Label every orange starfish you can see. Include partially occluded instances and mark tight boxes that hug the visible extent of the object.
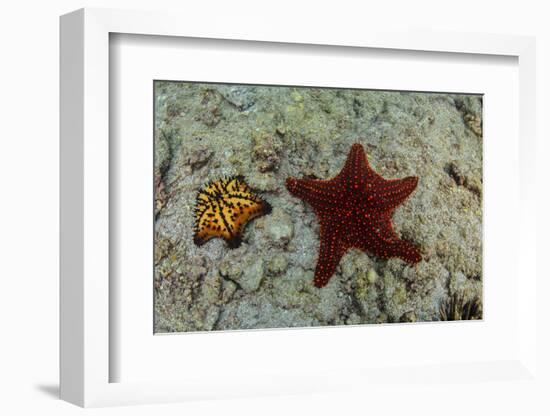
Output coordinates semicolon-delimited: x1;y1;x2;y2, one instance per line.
194;176;271;248
286;143;421;287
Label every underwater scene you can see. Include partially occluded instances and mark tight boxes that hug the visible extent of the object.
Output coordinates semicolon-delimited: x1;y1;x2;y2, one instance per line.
154;81;483;333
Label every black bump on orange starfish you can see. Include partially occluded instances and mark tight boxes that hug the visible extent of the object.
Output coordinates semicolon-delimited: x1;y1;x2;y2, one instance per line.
193;176;271;249
286;143;421;288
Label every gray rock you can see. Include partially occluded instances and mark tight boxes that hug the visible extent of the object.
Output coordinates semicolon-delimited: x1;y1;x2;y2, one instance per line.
247;172;279;192
203;306;220;330
217;297;319;330
202;270;222;304
263;207;294;247
236;258;265;293
267;254;289;275
215;85;256;111
252;133;283;173
181;144;213;171
366;268;378;284
154;130;173;174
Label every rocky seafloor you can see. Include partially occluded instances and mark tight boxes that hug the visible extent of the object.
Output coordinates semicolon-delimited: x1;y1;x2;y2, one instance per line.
153;81;483;333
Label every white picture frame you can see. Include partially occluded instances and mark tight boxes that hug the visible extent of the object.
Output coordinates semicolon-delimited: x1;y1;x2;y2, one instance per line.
60;7;537;408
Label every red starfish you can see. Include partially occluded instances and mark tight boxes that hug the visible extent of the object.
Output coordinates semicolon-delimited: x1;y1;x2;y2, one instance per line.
286;143;421;288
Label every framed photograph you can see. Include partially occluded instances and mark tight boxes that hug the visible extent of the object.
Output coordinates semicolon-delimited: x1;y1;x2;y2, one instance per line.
60;8;538;407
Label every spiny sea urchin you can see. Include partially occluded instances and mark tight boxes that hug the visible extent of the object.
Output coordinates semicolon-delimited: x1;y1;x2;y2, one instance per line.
439;293;482;321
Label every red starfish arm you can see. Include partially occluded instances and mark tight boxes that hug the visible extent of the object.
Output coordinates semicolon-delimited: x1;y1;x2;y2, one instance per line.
336;143;384;186
366;176;418;211
356;217;421;264
285;177;342;208
378;236;421;264
313;224;346;288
